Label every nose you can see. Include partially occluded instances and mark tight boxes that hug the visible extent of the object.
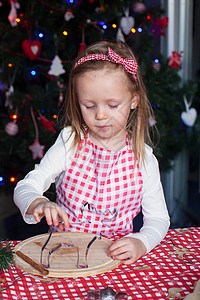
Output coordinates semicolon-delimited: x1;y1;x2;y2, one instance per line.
95;105;108;120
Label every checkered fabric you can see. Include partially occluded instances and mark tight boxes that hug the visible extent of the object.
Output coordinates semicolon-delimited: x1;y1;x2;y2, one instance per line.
1;228;200;299
56;134;143;237
74;47;138;83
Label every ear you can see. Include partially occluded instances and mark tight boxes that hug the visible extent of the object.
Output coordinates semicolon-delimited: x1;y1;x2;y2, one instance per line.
131;93;139;109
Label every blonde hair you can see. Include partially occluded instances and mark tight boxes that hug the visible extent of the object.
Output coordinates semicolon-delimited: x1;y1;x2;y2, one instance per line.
64;40;154;164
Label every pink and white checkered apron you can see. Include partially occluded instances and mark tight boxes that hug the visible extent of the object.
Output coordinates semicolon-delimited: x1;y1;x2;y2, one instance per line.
56;133;143;238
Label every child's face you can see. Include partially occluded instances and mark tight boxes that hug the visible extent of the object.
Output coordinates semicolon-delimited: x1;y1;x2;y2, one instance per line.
76;68;138;149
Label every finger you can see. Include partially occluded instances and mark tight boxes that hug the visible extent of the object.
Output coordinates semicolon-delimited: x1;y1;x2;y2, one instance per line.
33;210;41;223
58;212;70;229
43;206;55;226
108;239;127;253
109;243;127;257
111;249;129;260
121;257;135;265
50;207;61;227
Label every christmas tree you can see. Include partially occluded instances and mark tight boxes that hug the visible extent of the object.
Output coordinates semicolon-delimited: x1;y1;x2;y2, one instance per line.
0;0;199;195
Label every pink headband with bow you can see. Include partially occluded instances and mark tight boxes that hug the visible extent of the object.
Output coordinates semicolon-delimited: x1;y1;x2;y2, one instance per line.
74;47;138;83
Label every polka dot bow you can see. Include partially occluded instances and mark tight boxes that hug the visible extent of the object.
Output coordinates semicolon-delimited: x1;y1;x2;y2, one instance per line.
74;47;138;83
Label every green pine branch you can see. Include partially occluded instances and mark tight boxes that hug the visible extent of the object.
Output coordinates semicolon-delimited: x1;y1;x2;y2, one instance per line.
0;240;14;271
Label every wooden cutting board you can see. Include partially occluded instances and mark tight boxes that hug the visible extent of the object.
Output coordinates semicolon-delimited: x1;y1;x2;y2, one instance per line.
14;232;121;278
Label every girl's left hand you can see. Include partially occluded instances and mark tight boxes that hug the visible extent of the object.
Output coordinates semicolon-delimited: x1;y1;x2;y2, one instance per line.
108;237;147;264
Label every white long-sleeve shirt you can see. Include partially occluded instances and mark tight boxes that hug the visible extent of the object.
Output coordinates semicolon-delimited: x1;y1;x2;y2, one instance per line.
14;126;170;253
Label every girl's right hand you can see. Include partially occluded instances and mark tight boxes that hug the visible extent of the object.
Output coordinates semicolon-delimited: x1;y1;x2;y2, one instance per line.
32;199;70;230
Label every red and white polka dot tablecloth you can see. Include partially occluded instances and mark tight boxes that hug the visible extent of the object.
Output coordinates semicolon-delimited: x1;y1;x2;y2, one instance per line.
0;227;200;299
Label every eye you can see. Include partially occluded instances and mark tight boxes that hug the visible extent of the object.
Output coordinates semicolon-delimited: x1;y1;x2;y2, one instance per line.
109;104;118;109
85;105;95;109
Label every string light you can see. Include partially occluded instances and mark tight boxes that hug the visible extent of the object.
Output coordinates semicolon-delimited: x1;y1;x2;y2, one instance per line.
112;24;117;28
138;27;142;32
102;24;107;29
8;63;13;67
154;58;159;63
0;176;4;185
131;28;136;33
63;31;68;36
15;18;21;23
53;114;57;119
10;177;16;183
31;70;36;76
11;114;18;120
39;33;44;38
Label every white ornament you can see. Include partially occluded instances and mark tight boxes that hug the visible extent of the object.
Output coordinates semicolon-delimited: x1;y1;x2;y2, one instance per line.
29;139;45;160
148;115;157;127
5;85;14;109
8;1;20;27
5;121;18;136
181;108;197;127
181;95;197;127
153;62;161;71
48;55;65;77
64;9;74;21
134;3;146;13
120;8;135;35
116;28;125;42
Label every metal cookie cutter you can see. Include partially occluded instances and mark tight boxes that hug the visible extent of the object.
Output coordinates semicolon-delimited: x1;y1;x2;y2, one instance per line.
40;225;102;269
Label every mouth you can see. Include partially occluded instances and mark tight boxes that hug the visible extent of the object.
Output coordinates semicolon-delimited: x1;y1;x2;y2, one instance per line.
96;125;111;131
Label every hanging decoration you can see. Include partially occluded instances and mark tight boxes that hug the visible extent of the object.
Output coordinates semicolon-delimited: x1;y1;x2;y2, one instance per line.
38;113;56;134
153;16;168;36
22;40;42;60
5;67;17;109
181;95;197;127
134;2;146;14
116;28;125;42
28;107;45;160
120;8;135;35
8;0;20;27
152;60;161;71
5;120;18;136
148;115;157;127
48;55;65;76
78;29;86;53
29;139;45;160
64;9;74;21
168;50;183;68
57;79;64;107
5;85;14;109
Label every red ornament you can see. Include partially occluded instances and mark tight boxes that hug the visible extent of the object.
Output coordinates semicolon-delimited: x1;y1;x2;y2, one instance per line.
78;42;86;54
168;51;183;68
153;16;168;36
39;116;56;134
22;40;42;60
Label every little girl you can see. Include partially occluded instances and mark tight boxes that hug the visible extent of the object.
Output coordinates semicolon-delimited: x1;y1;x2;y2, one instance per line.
14;40;170;264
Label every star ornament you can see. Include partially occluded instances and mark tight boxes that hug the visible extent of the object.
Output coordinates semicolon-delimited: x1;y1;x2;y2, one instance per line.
87;286;128;299
29;139;45;160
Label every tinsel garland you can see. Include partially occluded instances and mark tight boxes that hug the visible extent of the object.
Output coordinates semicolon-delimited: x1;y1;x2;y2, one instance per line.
0;240;14;271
